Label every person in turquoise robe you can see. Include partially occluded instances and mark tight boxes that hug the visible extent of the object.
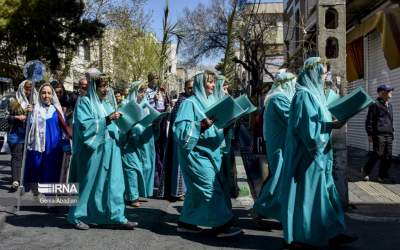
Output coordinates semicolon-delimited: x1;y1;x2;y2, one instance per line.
121;80;156;208
280;57;357;247
253;71;296;221
68;74;137;230
173;71;241;237
213;76;237;208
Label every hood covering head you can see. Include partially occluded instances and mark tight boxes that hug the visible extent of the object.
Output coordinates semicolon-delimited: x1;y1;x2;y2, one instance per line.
16;80;38;109
124;80;143;104
27;83;64;153
193;72;215;110
213;75;226;101
86;73;117;119
264;70;297;110
297;57;327;106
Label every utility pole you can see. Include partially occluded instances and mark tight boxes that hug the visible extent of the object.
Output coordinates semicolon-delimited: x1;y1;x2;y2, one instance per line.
317;0;349;209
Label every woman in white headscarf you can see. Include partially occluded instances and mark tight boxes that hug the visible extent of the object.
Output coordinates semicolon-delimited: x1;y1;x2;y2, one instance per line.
23;83;71;191
7;80;36;191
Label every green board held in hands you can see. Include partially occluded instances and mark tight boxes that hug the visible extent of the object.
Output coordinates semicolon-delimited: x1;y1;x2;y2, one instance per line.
139;102;169;127
234;95;258;118
114;100;144;133
328;86;375;122
205;95;246;129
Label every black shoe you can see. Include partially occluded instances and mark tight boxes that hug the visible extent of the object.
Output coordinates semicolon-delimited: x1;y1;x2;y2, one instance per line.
73;221;90;230
216;226;242;238
177;221;202;233
329;233;358;246
119;221;138;230
377;177;396;184
284;242;318;250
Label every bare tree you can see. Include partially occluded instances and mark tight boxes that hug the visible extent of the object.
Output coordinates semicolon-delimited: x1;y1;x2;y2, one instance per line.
180;0;284;89
179;0;231;65
233;1;284;87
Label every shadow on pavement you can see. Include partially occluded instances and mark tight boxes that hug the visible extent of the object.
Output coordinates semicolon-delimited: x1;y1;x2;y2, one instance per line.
348;147;400;183
347;203;400;218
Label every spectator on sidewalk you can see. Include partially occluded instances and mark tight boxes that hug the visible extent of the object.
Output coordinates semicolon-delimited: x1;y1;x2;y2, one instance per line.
115;90;124;107
69;77;89;111
7;80;36;192
362;84;395;183
52;81;74;124
158;79;193;201
145;73;169;188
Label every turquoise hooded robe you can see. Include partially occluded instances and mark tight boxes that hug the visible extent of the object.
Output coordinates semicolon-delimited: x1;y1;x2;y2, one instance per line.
213;76;235;208
121;81;156;201
68;76;127;225
281;57;345;246
173;72;233;227
254;71;296;220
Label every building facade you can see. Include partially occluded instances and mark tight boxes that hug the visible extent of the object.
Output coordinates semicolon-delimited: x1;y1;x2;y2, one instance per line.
346;0;400;156
236;2;285;89
284;0;400;156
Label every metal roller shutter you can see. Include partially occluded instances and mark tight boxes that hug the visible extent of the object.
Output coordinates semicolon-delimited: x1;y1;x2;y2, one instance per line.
347;79;369;151
366;31;400;156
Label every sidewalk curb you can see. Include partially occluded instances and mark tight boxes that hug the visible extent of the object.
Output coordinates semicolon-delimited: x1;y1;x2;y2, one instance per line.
346;212;400;223
235;156;255;208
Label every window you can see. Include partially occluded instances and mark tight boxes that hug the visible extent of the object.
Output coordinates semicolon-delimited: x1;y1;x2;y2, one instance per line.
326;37;339;58
325;8;338;29
83;42;90;61
295;10;300;48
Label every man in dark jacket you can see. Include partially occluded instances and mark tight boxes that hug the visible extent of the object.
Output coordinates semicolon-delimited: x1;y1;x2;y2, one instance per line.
363;84;395;183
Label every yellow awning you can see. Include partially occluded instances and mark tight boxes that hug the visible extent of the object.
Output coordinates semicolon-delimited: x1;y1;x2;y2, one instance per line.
347;7;400;73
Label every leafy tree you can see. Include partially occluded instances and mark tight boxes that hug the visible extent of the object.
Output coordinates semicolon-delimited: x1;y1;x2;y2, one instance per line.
113;30;160;88
0;0;20;29
0;0;104;82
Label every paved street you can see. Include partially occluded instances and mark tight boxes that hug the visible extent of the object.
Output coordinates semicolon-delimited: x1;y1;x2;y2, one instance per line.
1;152;400;250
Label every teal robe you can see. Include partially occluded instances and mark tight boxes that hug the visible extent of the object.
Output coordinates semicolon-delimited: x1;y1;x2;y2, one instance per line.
281;88;345;245
254;94;291;220
121;104;156;201
68;97;127;225
173;97;233;227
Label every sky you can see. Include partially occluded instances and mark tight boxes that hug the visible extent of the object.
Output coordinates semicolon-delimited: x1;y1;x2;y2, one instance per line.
144;0;283;66
144;0;210;41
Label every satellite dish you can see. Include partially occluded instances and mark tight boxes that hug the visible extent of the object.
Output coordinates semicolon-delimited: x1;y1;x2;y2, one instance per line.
23;60;46;82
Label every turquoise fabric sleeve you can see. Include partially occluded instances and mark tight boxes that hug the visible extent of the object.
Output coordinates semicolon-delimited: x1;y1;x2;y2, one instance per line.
173;100;202;151
75;97;106;150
